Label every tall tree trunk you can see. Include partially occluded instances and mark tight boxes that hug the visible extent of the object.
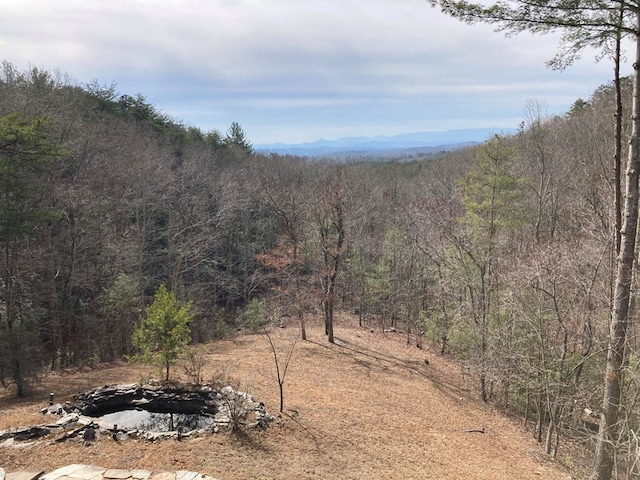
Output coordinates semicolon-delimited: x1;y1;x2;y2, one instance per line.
592;14;640;479
613;8;623;256
4;242;27;397
294;239;307;341
318;198;344;345
326;291;335;344
43;225;60;370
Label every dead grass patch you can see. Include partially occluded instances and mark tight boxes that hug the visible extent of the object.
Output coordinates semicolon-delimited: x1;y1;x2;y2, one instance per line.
0;314;578;479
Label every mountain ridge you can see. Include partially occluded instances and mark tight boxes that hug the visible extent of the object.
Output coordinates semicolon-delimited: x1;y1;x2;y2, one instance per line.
255;127;516;157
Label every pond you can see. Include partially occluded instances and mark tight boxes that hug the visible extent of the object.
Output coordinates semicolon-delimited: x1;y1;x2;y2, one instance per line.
97;408;216;432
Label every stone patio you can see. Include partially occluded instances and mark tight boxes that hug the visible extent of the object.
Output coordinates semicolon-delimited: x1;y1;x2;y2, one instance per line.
0;465;217;480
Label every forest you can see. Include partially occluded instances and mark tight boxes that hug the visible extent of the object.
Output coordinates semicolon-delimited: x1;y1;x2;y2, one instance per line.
0;61;637;475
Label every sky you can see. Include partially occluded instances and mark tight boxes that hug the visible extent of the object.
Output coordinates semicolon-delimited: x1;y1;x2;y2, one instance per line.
0;0;630;145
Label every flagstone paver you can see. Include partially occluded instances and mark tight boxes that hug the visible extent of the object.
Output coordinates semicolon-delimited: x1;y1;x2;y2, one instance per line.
129;472;151;480
147;473;175;480
41;465;88;480
103;471;133;480
6;473;45;480
67;465;107;480
175;473;199;480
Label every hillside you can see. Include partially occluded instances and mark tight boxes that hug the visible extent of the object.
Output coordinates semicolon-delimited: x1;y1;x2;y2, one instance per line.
0;315;578;479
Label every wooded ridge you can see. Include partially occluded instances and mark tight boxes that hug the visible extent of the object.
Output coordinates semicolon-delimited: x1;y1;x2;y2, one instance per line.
0;61;637;477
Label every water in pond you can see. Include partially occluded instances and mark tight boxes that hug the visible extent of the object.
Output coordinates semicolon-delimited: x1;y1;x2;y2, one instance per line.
97;409;215;432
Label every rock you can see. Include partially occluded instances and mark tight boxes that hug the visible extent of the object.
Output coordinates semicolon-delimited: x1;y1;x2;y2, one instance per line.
41;403;65;415
103;469;132;479
69;466;107;479
11;442;35;449
56;413;79;427
148;473;175;480
113;431;130;442
41;464;100;480
73;384;221;416
54;422;101;443
175;472;200;480
142;431;176;441
6;472;43;480
1;426;50;441
83;426;97;442
0;438;14;448
130;470;152;480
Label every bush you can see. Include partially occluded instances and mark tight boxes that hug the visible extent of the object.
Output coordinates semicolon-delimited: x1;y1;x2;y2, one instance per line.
180;345;207;384
238;298;268;331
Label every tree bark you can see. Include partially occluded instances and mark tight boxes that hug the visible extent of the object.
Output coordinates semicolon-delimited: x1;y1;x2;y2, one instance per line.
592;13;640;479
318;190;345;345
613;3;624;256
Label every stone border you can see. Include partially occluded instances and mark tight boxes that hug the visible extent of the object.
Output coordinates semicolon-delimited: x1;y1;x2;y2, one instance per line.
72;384;220;417
3;465;218;480
1;384;271;444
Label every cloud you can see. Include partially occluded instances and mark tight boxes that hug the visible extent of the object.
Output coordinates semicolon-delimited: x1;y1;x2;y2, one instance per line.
0;0;626;143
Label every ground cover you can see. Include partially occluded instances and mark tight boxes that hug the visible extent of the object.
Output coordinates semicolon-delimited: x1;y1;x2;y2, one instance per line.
0;314;580;479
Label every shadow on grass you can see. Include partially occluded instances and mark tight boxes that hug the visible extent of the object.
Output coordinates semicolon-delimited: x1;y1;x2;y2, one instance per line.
279;410;324;452
228;428;273;453
307;335;473;403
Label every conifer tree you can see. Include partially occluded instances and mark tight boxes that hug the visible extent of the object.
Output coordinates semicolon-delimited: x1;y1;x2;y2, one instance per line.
131;284;193;382
456;135;527;401
0;112;64;396
225;121;253;154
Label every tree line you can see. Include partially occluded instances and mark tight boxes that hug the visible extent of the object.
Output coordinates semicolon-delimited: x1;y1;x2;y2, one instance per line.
0;61;637;476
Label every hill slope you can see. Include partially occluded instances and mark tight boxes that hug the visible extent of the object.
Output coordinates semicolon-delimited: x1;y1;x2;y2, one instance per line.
0;315;575;479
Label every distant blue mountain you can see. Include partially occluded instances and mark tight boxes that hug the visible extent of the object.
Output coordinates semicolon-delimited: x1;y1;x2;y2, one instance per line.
255;128;516;157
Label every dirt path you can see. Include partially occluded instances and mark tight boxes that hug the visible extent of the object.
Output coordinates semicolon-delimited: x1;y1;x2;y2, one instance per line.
0;315;577;479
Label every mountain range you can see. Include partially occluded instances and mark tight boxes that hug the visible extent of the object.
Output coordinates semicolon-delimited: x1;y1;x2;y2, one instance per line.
255;127;516;158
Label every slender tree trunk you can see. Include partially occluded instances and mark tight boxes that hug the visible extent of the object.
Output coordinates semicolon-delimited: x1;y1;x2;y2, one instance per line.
325;289;335;344
592;15;640;479
13;356;24;398
43;226;60;370
293;240;306;341
536;395;546;444
318;199;344;345
298;309;306;341
614;15;623;257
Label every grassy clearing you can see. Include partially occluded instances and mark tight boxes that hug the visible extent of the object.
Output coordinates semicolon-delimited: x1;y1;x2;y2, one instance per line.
0;314;576;479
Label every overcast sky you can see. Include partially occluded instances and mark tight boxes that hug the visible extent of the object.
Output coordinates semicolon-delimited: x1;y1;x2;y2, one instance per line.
1;0;628;144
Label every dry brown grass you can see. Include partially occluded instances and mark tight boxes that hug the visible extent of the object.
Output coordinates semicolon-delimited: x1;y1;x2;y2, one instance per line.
0;314;577;479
